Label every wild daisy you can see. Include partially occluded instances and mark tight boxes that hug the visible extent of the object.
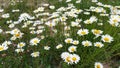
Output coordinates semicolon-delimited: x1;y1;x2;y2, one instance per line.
56;44;63;49
68;46;77;52
101;34;113;43
72;40;79;45
17;42;26;48
30;38;40;45
31;52;40;57
71;54;80;64
45;20;56;27
71;21;79;27
15;48;24;53
94;42;104;48
92;29;103;36
65;38;73;44
77;29;89;36
82;40;92;47
61;52;72;64
95;62;103;68
0;45;8;51
44;46;50;50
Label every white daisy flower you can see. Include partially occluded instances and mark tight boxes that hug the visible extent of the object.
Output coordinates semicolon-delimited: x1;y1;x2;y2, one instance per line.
30;38;40;45
68;46;77;52
17;42;26;48
82;40;92;47
0;45;8;51
56;44;63;49
65;38;73;44
15;48;24;53
92;29;103;36
31;52;40;57
95;62;103;68
77;29;89;36
71;54;80;64
101;34;113;43
94;42;104;48
72;40;79;45
44;46;50;50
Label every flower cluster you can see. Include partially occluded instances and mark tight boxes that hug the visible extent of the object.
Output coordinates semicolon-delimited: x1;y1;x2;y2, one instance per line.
0;0;119;67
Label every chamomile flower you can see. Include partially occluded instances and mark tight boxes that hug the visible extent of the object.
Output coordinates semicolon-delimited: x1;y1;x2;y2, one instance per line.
71;21;79;27
61;52;80;64
10;28;20;35
71;54;80;64
17;42;26;48
84;16;97;24
60;16;68;21
66;0;72;2
94;42;104;48
13;32;24;38
56;44;63;49
0;45;8;51
2;41;11;46
77;29;89;36
101;34;113;43
109;15;120;26
61;52;72;64
45;20;56;27
76;0;81;3
61;52;70;59
15;48;24;53
68;46;77;52
65;38;73;44
95;62;103;68
82;40;92;47
72;40;79;45
30;38;40;45
92;0;98;3
31;52;40;57
44;46;50;50
49;5;55;9
92;29;103;36
1;13;10;18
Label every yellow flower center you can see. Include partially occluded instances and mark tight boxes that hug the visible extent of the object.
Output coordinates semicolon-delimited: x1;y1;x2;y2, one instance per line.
96;44;101;47
104;37;109;42
85;42;89;46
62;17;65;21
113;19;118;23
81;31;86;35
96;64;100;68
71;48;75;52
34;40;38;44
73;41;77;45
94;30;100;34
0;46;4;51
19;44;24;47
49;23;53;27
67;40;71;43
15;33;20;37
66;57;71;62
87;20;91;24
72;57;77;62
95;9;99;12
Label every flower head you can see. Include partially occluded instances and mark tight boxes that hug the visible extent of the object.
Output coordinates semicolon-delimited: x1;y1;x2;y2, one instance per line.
77;29;89;36
101;34;113;43
82;40;92;47
31;52;40;57
95;62;103;68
